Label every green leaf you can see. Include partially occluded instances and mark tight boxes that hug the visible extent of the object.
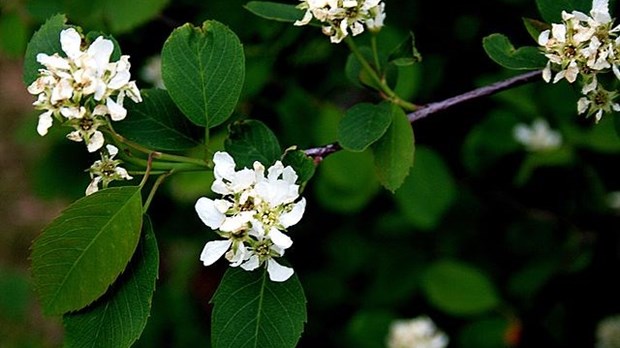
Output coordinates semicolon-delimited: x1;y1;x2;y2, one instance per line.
224;119;281;169
536;0;591;23
388;32;422;67
482;33;547;70
282;149;316;184
422;260;501;316
116;89;202;151
393;146;456;230
338;102;393;152
64;215;159;347
31;186;143;315
372;104;415;192
244;1;305;23
161;20;245;128
23;14;68;85
211;267;307;348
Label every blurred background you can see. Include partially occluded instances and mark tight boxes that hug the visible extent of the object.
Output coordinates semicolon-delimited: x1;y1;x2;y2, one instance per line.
2;0;620;347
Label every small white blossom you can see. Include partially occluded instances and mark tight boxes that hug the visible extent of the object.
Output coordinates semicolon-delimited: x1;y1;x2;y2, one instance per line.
294;0;386;43
140;55;165;89
513;119;562;152
538;0;620;121
596;314;620;348
195;151;306;282
386;316;449;348
86;144;133;195
26;27;142;151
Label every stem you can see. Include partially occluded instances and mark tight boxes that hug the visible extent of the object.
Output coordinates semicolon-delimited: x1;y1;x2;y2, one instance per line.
370;34;381;73
105;127;210;167
345;37;418;111
304;70;543;161
121;154;206;172
143;171;173;213
408;70;542;122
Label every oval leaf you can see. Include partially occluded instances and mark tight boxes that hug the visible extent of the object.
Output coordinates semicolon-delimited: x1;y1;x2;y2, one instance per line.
393;146;456;230
64;215;159;347
339;102;393;152
372;104;415;192
162;20;245;128
31;186;143;315
282;149;316;184
23;14;67;85
117;88;202;151
224;119;281;169
211;267;307;348
244;1;306;23
483;33;547;70
422;260;501;316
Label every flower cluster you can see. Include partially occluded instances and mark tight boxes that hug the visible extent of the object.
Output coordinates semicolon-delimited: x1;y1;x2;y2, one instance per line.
27;27;142;152
386;316;449;348
195;152;306;282
85;145;133;196
294;0;386;43
538;0;620;122
513;118;562;152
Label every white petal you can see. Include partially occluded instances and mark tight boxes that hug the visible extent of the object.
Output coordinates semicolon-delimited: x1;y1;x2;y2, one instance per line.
60;28;83;59
538;30;550;46
591;0;611;24
195;197;226;229
213;151;237;180
280;198;306;228
115;167;133;180
106;144;119;157
267;259;294;282
36;53;71;70
66;130;83;142
87;131;105;152
542;62;552;83
578;97;590;114
85;176;102;196
87;36;114;74
200;240;232;266
241;255;260;271
107;97;127;121
37;111;54;136
268;228;293;249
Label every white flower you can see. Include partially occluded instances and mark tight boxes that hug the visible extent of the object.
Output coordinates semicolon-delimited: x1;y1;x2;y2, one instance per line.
85;144;132;195
195;151;306;282
26;27;142;151
513;119;562;152
141;55;166;89
386;316;449;348
596;314;620;348
577;84;620;122
294;0;386;43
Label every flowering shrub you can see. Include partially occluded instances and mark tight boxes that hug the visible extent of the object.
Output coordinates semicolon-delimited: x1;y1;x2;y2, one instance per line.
4;0;618;346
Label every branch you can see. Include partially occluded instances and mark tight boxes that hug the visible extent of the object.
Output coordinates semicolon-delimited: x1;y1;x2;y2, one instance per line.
304;70;542;162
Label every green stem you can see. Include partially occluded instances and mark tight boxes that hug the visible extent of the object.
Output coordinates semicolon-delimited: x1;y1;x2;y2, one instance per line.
143;171;173;213
122;154;206;172
345;37;418;111
104;127;211;168
370;34;381;73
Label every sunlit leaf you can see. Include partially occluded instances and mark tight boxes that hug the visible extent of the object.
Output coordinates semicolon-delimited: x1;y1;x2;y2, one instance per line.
211;267;306;348
483;33;546;70
31;186;143;315
339;102;393;152
64;216;159;347
372;104;415;192
118;89;202;151
23;14;67;85
162;20;245;128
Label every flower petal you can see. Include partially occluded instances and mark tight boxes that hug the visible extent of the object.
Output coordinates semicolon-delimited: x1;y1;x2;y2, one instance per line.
267;259;294;282
280;198;306;228
60;28;83;59
268;228;293;249
37;111;54;136
241;254;260;271
195;197;226;229
87;131;105;152
200;239;232;266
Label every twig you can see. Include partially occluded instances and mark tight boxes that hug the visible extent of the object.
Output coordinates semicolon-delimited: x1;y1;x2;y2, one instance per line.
303;70;542;161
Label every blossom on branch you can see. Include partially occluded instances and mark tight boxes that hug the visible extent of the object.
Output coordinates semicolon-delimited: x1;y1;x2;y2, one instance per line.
86;144;133;195
294;0;386;43
537;0;620;122
27;28;142;151
195;151;306;282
